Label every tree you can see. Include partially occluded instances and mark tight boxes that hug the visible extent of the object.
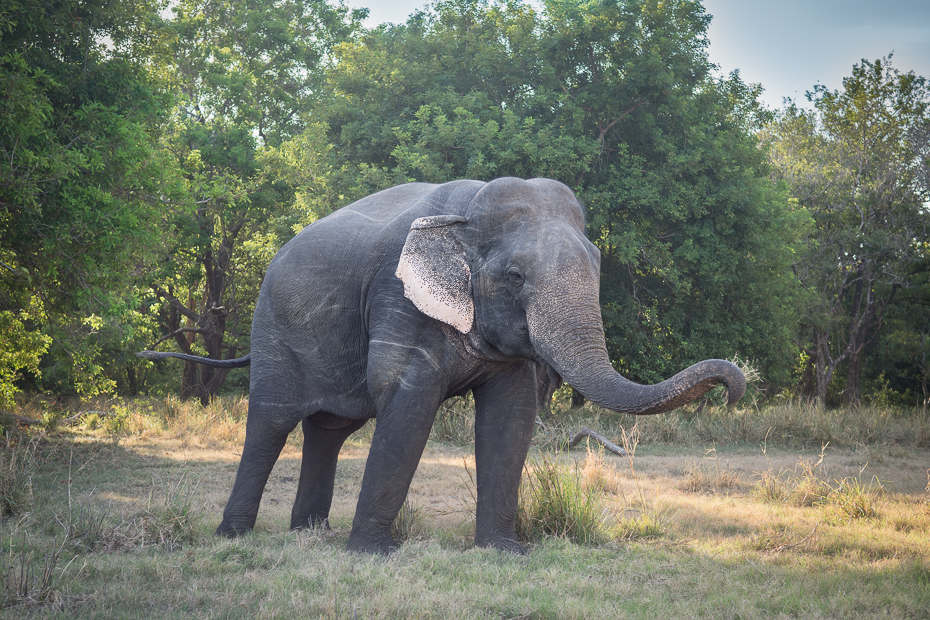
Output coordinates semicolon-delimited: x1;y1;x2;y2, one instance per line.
143;0;365;402
540;0;806;387
0;0;178;397
765;57;930;406
314;0;804;391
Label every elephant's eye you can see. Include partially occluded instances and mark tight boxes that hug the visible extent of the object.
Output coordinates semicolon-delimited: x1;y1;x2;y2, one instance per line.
507;270;525;287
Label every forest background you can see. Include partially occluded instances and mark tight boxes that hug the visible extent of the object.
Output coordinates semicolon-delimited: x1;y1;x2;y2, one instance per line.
2;0;928;412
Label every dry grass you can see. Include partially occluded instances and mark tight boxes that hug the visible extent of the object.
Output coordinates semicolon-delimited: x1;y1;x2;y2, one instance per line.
678;449;747;494
391;499;430;543
0;435;41;517
541;397;930;450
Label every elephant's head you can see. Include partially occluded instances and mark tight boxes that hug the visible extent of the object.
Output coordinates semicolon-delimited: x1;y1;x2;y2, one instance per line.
396;177;745;414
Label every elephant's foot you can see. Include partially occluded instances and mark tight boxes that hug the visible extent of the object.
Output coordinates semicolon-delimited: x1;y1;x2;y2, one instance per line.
215;520;254;538
290;515;330;531
475;533;527;555
346;530;398;555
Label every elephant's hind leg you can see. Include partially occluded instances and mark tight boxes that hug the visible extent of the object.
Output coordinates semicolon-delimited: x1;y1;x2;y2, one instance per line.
216;410;298;537
291;415;369;530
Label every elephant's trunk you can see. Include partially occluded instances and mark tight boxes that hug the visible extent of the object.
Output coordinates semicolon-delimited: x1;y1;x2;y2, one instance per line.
527;285;745;415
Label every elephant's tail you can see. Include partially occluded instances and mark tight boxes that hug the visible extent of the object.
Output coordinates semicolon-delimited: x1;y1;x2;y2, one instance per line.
135;351;252;368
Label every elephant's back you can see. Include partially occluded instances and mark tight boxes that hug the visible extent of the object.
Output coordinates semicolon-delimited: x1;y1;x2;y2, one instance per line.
247;181;484;399
269;180;485;285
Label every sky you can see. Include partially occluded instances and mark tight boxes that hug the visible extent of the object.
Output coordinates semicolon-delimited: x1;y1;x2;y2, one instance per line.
342;0;930;110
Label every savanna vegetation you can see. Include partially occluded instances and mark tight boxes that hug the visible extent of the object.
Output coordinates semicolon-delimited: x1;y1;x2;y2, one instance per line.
1;0;929;616
1;396;929;617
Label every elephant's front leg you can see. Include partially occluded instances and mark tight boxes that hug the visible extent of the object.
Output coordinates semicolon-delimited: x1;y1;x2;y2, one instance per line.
472;362;538;553
347;367;444;554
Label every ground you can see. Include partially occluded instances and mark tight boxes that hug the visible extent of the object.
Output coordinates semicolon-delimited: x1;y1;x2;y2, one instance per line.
3;416;930;618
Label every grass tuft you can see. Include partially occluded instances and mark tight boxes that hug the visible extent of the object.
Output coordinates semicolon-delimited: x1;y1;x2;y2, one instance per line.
60;501;110;552
429;397;474;447
56;475;203;553
133;474;203;550
824;474;883;523
0;541;62;609
752;445;883;523
578;445;621;494
517;427;668;545
517;454;615;545
0;435;41;517
679;448;745;494
391;499;430;544
752;444;832;506
614;425;668;540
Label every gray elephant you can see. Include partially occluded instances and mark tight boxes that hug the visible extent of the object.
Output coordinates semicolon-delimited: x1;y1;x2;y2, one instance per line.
139;177;745;554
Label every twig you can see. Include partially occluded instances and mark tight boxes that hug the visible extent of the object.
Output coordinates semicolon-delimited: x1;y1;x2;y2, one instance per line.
567;427;627;456
746;558;767;576
773;523;819;553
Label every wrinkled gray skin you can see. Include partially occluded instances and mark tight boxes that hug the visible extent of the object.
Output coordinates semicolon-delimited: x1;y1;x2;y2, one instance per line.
141;178;745;554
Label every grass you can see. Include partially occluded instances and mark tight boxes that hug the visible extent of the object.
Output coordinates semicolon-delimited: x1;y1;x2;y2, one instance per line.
391;499;430;543
0;395;928;617
517;453;616;545
0;434;40;517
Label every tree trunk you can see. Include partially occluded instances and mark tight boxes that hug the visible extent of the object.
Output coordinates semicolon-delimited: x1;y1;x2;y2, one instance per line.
845;352;862;409
811;329;837;408
843;274;866;409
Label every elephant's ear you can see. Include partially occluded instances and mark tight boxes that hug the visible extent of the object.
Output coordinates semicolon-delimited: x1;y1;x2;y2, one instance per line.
395;215;473;333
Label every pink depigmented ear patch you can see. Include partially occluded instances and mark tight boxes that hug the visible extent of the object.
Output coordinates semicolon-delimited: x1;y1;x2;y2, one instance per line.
395;217;474;333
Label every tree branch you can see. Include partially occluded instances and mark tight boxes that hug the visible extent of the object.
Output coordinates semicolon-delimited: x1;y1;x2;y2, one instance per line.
567;427;627;457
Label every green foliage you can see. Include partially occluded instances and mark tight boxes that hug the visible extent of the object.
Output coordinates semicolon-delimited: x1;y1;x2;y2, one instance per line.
765;56;930;405
315;0;804;390
137;0;366;401
1;0;923;401
0;0;182;397
0;301;50;409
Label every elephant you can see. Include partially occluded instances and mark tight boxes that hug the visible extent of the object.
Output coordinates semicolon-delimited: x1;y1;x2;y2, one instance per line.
139;177;745;554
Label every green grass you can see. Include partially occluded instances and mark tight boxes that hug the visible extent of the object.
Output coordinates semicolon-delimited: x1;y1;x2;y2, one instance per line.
1;397;929;618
